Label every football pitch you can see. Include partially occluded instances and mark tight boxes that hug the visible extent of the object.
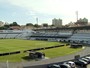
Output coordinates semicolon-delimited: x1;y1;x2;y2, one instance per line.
0;39;82;62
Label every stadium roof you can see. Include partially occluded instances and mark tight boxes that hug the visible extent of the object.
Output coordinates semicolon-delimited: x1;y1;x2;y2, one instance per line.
33;26;90;31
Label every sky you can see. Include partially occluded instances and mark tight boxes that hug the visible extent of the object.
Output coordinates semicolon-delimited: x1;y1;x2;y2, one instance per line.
0;0;90;25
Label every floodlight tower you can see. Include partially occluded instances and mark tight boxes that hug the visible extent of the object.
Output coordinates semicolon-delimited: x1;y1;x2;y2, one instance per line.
76;11;78;22
36;17;38;25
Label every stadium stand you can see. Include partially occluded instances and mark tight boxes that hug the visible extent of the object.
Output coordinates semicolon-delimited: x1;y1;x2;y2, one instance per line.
0;33;7;39
0;30;33;39
0;26;90;44
30;26;90;44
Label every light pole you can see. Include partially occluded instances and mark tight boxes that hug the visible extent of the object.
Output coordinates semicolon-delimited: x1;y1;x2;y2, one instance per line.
76;11;78;22
36;17;38;25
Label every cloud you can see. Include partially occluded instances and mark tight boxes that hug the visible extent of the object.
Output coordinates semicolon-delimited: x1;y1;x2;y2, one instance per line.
1;0;90;25
7;0;90;14
7;0;75;15
26;10;38;19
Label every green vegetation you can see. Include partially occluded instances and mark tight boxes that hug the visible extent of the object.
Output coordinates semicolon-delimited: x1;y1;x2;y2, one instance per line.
0;39;82;62
0;39;60;53
40;46;82;58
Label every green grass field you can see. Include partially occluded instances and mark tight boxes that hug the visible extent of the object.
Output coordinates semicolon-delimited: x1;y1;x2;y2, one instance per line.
0;39;60;53
0;39;82;62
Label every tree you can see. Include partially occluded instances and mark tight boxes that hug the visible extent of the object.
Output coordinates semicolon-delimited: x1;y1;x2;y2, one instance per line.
10;22;20;26
75;18;88;26
64;25;69;27
4;24;10;28
0;26;6;30
34;24;41;28
26;23;33;26
42;23;48;27
51;24;54;26
34;24;38;27
50;24;54;27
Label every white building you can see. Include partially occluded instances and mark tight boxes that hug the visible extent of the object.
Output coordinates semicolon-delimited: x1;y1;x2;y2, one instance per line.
0;21;4;27
52;18;62;27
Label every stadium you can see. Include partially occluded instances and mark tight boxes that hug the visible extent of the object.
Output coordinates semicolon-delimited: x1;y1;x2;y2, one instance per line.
1;0;90;67
0;26;90;68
